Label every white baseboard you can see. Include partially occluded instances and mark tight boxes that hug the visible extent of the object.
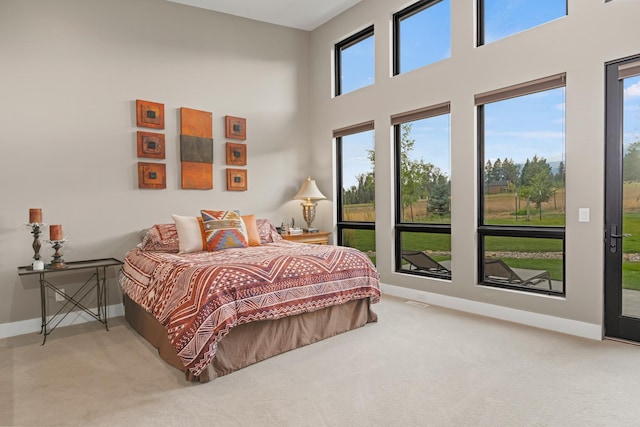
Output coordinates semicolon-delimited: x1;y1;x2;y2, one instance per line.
381;283;603;340
0;303;124;340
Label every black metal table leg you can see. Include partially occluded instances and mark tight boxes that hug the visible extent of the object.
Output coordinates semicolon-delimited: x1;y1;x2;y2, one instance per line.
39;272;47;345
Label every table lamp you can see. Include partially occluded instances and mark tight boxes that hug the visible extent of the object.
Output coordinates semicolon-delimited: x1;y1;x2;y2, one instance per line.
294;177;326;232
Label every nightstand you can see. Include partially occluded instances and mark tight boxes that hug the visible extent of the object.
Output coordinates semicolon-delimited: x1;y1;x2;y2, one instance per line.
282;231;331;245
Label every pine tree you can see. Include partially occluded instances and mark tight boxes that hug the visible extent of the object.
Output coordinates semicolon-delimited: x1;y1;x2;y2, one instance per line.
427;180;450;215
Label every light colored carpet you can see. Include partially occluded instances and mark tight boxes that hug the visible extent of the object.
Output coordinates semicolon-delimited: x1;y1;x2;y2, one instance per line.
1;295;639;427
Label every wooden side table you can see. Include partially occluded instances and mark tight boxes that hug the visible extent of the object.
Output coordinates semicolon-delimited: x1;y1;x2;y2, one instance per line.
282;231;331;245
17;258;123;344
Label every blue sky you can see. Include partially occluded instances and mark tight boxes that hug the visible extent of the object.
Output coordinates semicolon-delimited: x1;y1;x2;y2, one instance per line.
484;88;565;166
399;0;450;74
403;114;451;175
339;0;570;189
341;131;375;189
484;0;567;44
340;35;374;94
624;75;640;145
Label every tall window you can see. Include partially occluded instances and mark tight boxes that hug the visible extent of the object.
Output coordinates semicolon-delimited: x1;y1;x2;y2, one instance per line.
478;0;567;46
477;74;566;295
335;122;376;262
335;26;374;96
393;103;451;278
393;0;451;76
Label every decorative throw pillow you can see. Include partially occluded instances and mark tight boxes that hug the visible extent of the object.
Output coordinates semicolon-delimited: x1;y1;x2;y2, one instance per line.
256;218;283;244
200;210;248;251
140;224;179;252
171;214;206;253
241;214;261;246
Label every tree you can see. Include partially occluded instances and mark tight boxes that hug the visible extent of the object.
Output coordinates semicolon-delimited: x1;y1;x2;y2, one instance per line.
555;160;565;186
517;155;555;211
342;138;376;205
485;157;518;190
527;170;555;209
397;123;449;221
484;159;495;189
427;177;450;214
520;155;550;187
623;141;640;182
398;124;427;220
492;158;503;181
342;172;374;205
501;158;519;187
343;122;450;221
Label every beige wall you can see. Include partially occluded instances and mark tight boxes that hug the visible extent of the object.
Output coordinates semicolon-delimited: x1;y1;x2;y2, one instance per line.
5;0;639;337
309;0;640;330
0;0;313;325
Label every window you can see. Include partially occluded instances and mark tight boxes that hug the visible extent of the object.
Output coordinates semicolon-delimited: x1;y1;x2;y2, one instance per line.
335;122;376;262
393;0;451;76
393;103;451;278
478;0;567;46
335;26;374;96
477;74;566;295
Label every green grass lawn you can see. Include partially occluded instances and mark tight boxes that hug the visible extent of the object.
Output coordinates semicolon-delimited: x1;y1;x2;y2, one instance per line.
341;208;640;290
623;212;640;253
622;212;640;290
623;262;640;291
485;213;566;227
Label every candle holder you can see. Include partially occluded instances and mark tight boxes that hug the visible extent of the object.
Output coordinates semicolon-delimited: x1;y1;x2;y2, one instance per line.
24;223;48;270
29;223;44;261
46;239;68;270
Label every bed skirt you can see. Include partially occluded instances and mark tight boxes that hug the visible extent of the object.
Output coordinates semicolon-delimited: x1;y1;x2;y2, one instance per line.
123;293;377;383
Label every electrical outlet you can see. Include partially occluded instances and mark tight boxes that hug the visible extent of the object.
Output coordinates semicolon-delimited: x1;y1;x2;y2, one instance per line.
55;289;65;302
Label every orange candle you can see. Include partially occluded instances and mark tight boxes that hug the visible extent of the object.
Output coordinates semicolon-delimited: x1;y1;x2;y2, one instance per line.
29;208;42;224
50;224;63;241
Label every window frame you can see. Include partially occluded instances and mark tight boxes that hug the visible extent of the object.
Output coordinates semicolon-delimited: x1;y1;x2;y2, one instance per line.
393;0;448;77
335;122;376;247
476;75;567;296
393;103;452;278
334;25;375;97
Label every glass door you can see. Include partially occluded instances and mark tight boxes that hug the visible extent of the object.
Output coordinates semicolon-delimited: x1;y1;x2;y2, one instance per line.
605;55;640;342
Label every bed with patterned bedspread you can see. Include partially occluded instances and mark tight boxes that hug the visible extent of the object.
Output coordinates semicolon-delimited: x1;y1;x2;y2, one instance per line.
118;220;380;382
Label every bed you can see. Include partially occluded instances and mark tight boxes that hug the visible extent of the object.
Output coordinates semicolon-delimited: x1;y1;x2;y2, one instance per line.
118;218;380;383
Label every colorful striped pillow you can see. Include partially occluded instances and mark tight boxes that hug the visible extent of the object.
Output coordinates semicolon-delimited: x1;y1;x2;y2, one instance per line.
200;210;248;251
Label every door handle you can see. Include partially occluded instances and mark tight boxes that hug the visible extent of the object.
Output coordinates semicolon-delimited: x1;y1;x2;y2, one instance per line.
610;225;631;253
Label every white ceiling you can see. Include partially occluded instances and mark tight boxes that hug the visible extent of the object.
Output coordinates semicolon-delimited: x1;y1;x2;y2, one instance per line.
165;0;361;31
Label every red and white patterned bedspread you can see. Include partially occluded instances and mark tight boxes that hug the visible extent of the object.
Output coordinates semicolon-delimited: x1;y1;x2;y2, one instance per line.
119;240;380;376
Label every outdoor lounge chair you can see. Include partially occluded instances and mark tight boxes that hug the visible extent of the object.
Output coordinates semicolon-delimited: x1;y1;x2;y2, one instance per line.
402;250;451;277
484;259;552;290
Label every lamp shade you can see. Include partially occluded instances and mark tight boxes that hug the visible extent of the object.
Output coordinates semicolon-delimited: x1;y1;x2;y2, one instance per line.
294;177;326;201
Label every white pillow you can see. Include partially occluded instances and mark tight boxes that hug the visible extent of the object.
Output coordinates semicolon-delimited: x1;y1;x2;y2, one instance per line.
171;214;205;253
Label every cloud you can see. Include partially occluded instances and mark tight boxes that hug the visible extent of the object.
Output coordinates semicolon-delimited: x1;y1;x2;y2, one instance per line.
624;131;640;142
624;81;640;97
349;156;371;164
